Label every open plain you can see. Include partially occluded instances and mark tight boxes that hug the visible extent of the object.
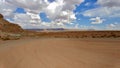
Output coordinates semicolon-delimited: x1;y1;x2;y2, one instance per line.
0;38;120;68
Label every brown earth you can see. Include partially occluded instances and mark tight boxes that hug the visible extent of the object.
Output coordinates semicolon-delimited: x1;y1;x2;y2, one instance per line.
0;38;120;68
24;30;120;38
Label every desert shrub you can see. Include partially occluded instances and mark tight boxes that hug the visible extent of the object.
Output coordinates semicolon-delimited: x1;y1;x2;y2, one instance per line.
0;33;21;40
1;35;10;40
75;36;79;38
67;35;70;38
92;35;96;38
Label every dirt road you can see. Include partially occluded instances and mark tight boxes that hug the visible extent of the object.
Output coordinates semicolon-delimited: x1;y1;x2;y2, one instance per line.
0;38;120;68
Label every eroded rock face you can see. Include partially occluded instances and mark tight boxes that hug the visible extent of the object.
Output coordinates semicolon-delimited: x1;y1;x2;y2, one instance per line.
0;14;23;33
1;22;23;33
0;14;3;19
0;14;23;40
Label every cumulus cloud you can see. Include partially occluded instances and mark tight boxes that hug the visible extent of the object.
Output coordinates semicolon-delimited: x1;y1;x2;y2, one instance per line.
107;22;120;30
90;17;105;24
0;0;16;18
6;0;49;14
44;0;83;24
109;24;116;28
0;0;84;28
82;0;120;18
83;6;120;18
44;0;64;20
97;0;120;7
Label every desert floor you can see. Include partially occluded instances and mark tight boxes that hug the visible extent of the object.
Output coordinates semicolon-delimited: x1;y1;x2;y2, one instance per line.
0;38;120;68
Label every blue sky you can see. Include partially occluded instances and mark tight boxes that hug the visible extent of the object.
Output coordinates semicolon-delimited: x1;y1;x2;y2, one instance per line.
14;0;98;24
0;0;120;30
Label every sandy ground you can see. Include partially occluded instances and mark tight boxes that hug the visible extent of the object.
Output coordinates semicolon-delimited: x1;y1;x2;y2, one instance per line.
0;38;120;68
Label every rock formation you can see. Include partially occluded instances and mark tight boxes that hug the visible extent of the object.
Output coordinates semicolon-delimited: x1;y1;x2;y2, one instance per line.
0;14;23;40
0;14;23;33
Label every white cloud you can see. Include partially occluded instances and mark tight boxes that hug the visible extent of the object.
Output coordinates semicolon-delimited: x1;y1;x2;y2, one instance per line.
26;12;41;24
85;2;91;6
78;25;96;30
90;17;105;24
97;0;120;7
82;0;120;18
0;0;84;28
44;0;83;24
54;10;76;25
0;1;16;18
109;24;116;28
83;7;120;18
40;21;65;28
45;0;64;20
6;0;49;14
75;24;79;29
13;13;32;28
106;22;120;30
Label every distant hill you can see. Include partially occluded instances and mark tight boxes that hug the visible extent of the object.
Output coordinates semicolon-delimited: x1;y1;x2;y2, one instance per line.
25;28;66;32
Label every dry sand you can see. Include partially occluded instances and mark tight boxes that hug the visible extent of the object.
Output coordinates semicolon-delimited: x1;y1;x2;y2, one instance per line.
0;38;120;68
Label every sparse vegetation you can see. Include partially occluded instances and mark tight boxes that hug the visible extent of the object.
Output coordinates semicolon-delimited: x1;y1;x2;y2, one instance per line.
0;31;21;40
24;31;120;38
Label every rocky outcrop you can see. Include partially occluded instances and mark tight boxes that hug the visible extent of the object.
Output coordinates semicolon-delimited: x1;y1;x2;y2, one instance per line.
0;14;23;40
0;14;3;18
0;14;23;33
